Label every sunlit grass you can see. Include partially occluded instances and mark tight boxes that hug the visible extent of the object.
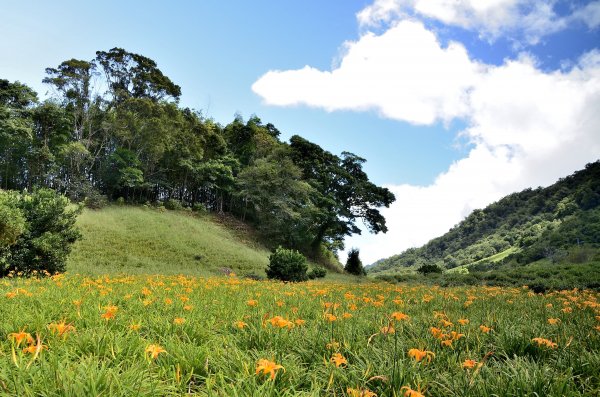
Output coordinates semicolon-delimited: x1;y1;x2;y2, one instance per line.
67;206;271;276
1;274;598;396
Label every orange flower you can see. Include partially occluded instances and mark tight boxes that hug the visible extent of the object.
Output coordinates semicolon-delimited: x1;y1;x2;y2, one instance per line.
401;385;425;397
342;312;353;319
347;388;377;397
8;330;34;347
532;337;558;349
381;325;395;335
440;319;453;327
268;316;294;329
173;317;186;325
294;319;306;326
462;359;482;369
234;321;248;329
547;318;560;325
408;349;435;363
145;344;167;359
48;321;75;336
430;327;443;339
440;339;453;347
129;322;142;331
247;299;258;307
183;305;193;311
325;313;337;322
479;325;492;333
457;318;469;325
391;312;409;321
255;359;285;380
330;352;348;367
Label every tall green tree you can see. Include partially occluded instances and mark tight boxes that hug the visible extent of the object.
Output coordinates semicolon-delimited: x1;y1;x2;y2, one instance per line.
0;80;37;189
289;135;395;255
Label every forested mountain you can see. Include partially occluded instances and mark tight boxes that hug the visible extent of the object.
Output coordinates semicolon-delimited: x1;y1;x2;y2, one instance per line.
0;48;394;264
369;161;600;274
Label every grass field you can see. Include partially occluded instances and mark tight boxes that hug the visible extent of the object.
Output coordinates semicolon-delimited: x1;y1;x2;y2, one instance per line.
67;206;272;277
1;274;599;396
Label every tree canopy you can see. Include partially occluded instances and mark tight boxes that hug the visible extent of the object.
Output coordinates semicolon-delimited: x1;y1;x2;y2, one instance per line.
0;49;395;263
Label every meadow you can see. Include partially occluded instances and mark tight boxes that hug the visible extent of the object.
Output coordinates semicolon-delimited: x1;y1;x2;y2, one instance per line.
1;273;599;396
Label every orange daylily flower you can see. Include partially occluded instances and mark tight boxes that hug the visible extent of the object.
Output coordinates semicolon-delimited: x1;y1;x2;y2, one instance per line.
330;352;348;367
129;322;142;331
234;320;248;329
479;325;492;333
48;321;75;336
391;312;409;321
255;358;285;380
347;387;377;397
532;337;558;349
8;331;34;347
457;318;469;325
401;385;425;397
145;344;167;359
380;325;395;335
173;317;186;325
247;299;258;307
408;348;435;363
547;318;560;325
462;359;483;369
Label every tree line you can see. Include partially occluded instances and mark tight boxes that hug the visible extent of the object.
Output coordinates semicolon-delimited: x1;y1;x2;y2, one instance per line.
0;48;395;263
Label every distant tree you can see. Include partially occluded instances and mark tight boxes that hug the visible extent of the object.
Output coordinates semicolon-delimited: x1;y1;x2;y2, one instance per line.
345;248;366;276
416;264;443;275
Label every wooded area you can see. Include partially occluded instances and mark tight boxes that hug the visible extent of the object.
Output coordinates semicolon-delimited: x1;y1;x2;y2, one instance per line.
0;48;394;262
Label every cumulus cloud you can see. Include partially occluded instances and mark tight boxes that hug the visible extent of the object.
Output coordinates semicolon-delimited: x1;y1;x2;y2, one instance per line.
252;4;600;265
253;21;482;125
346;50;600;264
357;0;595;44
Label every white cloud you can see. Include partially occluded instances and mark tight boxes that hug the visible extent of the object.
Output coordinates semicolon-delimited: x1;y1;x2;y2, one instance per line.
346;50;600;264
253;16;600;265
571;1;600;29
253;21;482;125
356;0;590;44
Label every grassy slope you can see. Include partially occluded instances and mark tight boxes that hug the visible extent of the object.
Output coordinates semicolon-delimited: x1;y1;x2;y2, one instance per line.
67;206;271;276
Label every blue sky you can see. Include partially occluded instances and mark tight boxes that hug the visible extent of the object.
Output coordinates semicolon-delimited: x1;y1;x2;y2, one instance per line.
2;0;600;264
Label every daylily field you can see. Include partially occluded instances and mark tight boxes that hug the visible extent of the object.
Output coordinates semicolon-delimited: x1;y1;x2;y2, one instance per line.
1;274;599;396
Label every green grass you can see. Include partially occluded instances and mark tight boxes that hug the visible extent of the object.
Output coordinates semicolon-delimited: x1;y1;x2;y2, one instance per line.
447;247;520;274
1;275;598;396
67;206;271;277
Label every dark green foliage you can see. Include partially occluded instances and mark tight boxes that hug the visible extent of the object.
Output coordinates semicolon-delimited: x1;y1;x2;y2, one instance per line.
0;50;394;265
0;190;26;248
416;264;443;275
307;266;327;279
0;189;81;276
266;247;308;282
164;198;184;211
345;248;366;276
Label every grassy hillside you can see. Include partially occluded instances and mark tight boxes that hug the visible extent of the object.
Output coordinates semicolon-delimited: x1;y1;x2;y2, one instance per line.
67;206;272;276
369;160;600;287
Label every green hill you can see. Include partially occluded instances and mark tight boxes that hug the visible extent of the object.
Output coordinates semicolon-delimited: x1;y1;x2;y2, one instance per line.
67;206;272;276
369;161;600;285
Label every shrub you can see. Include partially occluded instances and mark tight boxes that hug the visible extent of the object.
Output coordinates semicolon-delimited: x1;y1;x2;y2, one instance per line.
164;199;183;211
0;190;26;249
308;266;327;279
192;203;207;213
116;197;125;206
1;189;81;277
345;248;366;276
416;264;443;275
266;247;308;282
83;189;108;209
